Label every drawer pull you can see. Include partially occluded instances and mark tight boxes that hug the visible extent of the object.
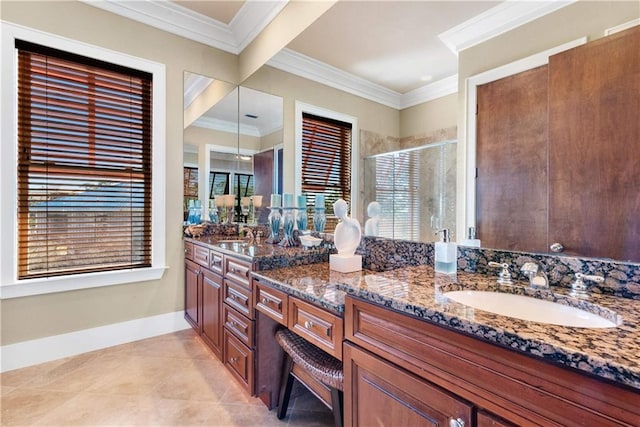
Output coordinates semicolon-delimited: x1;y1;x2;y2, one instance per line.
262;297;270;305
229;357;238;364
212;258;222;265
304;321;314;329
449;418;465;427
230;294;237;300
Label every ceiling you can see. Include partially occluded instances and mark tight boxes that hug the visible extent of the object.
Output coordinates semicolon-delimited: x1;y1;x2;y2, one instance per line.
85;0;574;108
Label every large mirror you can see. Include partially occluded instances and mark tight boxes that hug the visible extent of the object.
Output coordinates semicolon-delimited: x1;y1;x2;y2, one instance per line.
183;71;283;224
362;140;457;242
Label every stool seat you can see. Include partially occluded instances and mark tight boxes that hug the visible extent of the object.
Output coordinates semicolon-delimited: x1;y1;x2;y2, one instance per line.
275;328;344;391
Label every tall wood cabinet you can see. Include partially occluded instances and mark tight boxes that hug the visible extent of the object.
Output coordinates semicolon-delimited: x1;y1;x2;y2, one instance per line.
476;25;640;261
184;241;223;359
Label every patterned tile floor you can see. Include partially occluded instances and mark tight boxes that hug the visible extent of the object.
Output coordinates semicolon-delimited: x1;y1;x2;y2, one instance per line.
0;329;334;426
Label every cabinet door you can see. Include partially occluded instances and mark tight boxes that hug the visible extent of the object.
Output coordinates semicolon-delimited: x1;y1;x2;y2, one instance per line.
184;259;201;332
201;269;223;359
344;343;472;427
549;26;640;261
476;65;549;252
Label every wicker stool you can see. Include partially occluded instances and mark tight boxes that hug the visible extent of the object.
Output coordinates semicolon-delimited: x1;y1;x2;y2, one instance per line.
275;328;344;427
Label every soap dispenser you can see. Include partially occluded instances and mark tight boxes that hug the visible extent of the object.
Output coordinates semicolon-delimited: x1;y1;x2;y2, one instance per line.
461;226;481;247
434;228;457;274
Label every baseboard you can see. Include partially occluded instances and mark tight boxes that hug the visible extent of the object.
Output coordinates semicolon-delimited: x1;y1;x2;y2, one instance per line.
0;311;191;373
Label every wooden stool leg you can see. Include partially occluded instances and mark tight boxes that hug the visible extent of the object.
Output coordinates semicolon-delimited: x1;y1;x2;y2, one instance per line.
330;388;343;427
276;354;294;420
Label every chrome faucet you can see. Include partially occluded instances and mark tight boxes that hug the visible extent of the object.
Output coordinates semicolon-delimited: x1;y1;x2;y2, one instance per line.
520;262;549;288
570;273;604;298
488;261;513;285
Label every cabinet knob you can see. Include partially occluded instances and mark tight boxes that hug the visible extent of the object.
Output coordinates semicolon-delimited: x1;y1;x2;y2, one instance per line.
550;242;564;253
262;297;269;305
449;418;465;427
229;357;238;364
230;294;237;300
304;321;314;329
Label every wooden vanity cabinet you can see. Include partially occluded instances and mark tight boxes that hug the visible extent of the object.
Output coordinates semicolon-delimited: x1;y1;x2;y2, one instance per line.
221;255;256;394
345;342;472;427
184;241;224;359
344;296;640;426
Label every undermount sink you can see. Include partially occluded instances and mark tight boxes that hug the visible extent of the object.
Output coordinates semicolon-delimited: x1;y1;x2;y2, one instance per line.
443;290;620;328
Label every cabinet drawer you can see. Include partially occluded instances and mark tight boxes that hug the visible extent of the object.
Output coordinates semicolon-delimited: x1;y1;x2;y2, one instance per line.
209;250;223;275
193;244;210;268
224;304;254;348
224;279;253;319
288;297;343;360
254;280;288;326
225;257;252;286
224;329;254;394
184;241;194;261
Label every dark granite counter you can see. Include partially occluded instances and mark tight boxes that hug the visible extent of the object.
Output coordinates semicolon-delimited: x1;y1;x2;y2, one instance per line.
252;263;640;390
185;236;331;270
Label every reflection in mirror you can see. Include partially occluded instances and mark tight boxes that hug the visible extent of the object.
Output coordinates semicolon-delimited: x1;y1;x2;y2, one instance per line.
183;71;284;225
238;86;283;224
183;71;237;222
363;140;456;242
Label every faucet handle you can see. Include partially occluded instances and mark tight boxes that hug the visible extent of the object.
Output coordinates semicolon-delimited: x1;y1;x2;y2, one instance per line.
570;273;604;298
488;261;513;285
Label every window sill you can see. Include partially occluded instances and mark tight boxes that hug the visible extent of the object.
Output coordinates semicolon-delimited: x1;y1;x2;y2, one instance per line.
0;266;169;299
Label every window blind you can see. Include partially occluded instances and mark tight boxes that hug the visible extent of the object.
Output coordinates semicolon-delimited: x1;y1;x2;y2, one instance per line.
301;113;352;230
17;40;152;279
375;152;420;240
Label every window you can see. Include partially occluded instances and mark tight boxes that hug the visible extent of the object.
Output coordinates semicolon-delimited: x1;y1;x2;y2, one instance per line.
16;40;152;279
300;112;353;230
184;166;198;218
209;171;230;199
374;153;421;240
1;23;165;298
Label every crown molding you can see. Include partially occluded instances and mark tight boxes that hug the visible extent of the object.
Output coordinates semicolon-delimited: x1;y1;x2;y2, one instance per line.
183;74;213;108
231;1;289;52
80;0;239;53
193;116;262;138
439;0;576;54
400;75;458;109
267;48;403;109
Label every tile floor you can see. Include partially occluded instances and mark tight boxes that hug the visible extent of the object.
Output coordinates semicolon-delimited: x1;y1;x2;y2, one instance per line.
0;329;334;426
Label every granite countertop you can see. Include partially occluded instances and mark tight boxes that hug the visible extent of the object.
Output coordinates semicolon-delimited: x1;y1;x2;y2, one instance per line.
185;236;331;268
252;263;640;390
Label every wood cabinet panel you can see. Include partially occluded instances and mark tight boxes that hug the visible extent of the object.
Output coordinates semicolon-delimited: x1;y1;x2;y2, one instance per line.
184;259;201;332
476;65;549;253
254;279;288;325
224;279;253;318
224;329;254;394
224;304;254;348
184;241;194;261
477;410;517;427
344;342;472;427
225;257;252;287
288;297;343;360
345;296;640;426
549;26;640;261
192;244;210;268
201;269;223;359
209;250;223;275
